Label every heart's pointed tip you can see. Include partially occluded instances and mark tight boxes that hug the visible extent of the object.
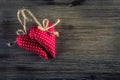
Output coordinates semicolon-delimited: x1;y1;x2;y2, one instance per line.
39;54;49;60
44;57;48;60
52;54;56;59
40;56;48;60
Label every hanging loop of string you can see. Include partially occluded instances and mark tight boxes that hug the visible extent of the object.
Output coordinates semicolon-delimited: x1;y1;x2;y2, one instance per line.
16;9;61;36
17;9;27;34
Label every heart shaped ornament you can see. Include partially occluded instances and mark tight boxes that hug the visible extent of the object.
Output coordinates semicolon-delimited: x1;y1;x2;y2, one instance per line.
9;9;60;60
29;23;57;58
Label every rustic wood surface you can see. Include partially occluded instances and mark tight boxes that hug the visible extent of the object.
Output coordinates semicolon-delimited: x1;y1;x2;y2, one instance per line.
0;0;120;80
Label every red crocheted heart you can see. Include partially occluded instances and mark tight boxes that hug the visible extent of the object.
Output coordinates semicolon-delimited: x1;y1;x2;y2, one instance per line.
16;35;48;60
29;23;56;58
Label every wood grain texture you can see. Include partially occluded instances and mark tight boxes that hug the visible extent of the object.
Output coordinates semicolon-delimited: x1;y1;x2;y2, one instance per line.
0;0;120;80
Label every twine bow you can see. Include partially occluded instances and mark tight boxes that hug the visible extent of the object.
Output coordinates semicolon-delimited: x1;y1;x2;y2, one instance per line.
17;9;60;36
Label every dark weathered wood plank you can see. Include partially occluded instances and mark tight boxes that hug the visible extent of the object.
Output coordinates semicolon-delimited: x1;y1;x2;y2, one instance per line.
0;0;120;80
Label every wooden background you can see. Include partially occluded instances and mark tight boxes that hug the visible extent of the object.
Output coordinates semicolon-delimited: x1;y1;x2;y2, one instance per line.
0;0;120;80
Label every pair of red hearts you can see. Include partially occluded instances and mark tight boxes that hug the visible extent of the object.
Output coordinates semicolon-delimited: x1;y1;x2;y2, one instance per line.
16;23;56;60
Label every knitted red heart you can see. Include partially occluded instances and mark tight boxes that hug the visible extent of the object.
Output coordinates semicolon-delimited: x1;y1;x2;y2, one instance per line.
16;35;48;60
29;23;56;58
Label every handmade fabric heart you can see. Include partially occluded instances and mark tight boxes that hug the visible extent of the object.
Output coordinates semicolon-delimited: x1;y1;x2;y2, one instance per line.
11;9;60;60
29;23;57;58
16;34;48;60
